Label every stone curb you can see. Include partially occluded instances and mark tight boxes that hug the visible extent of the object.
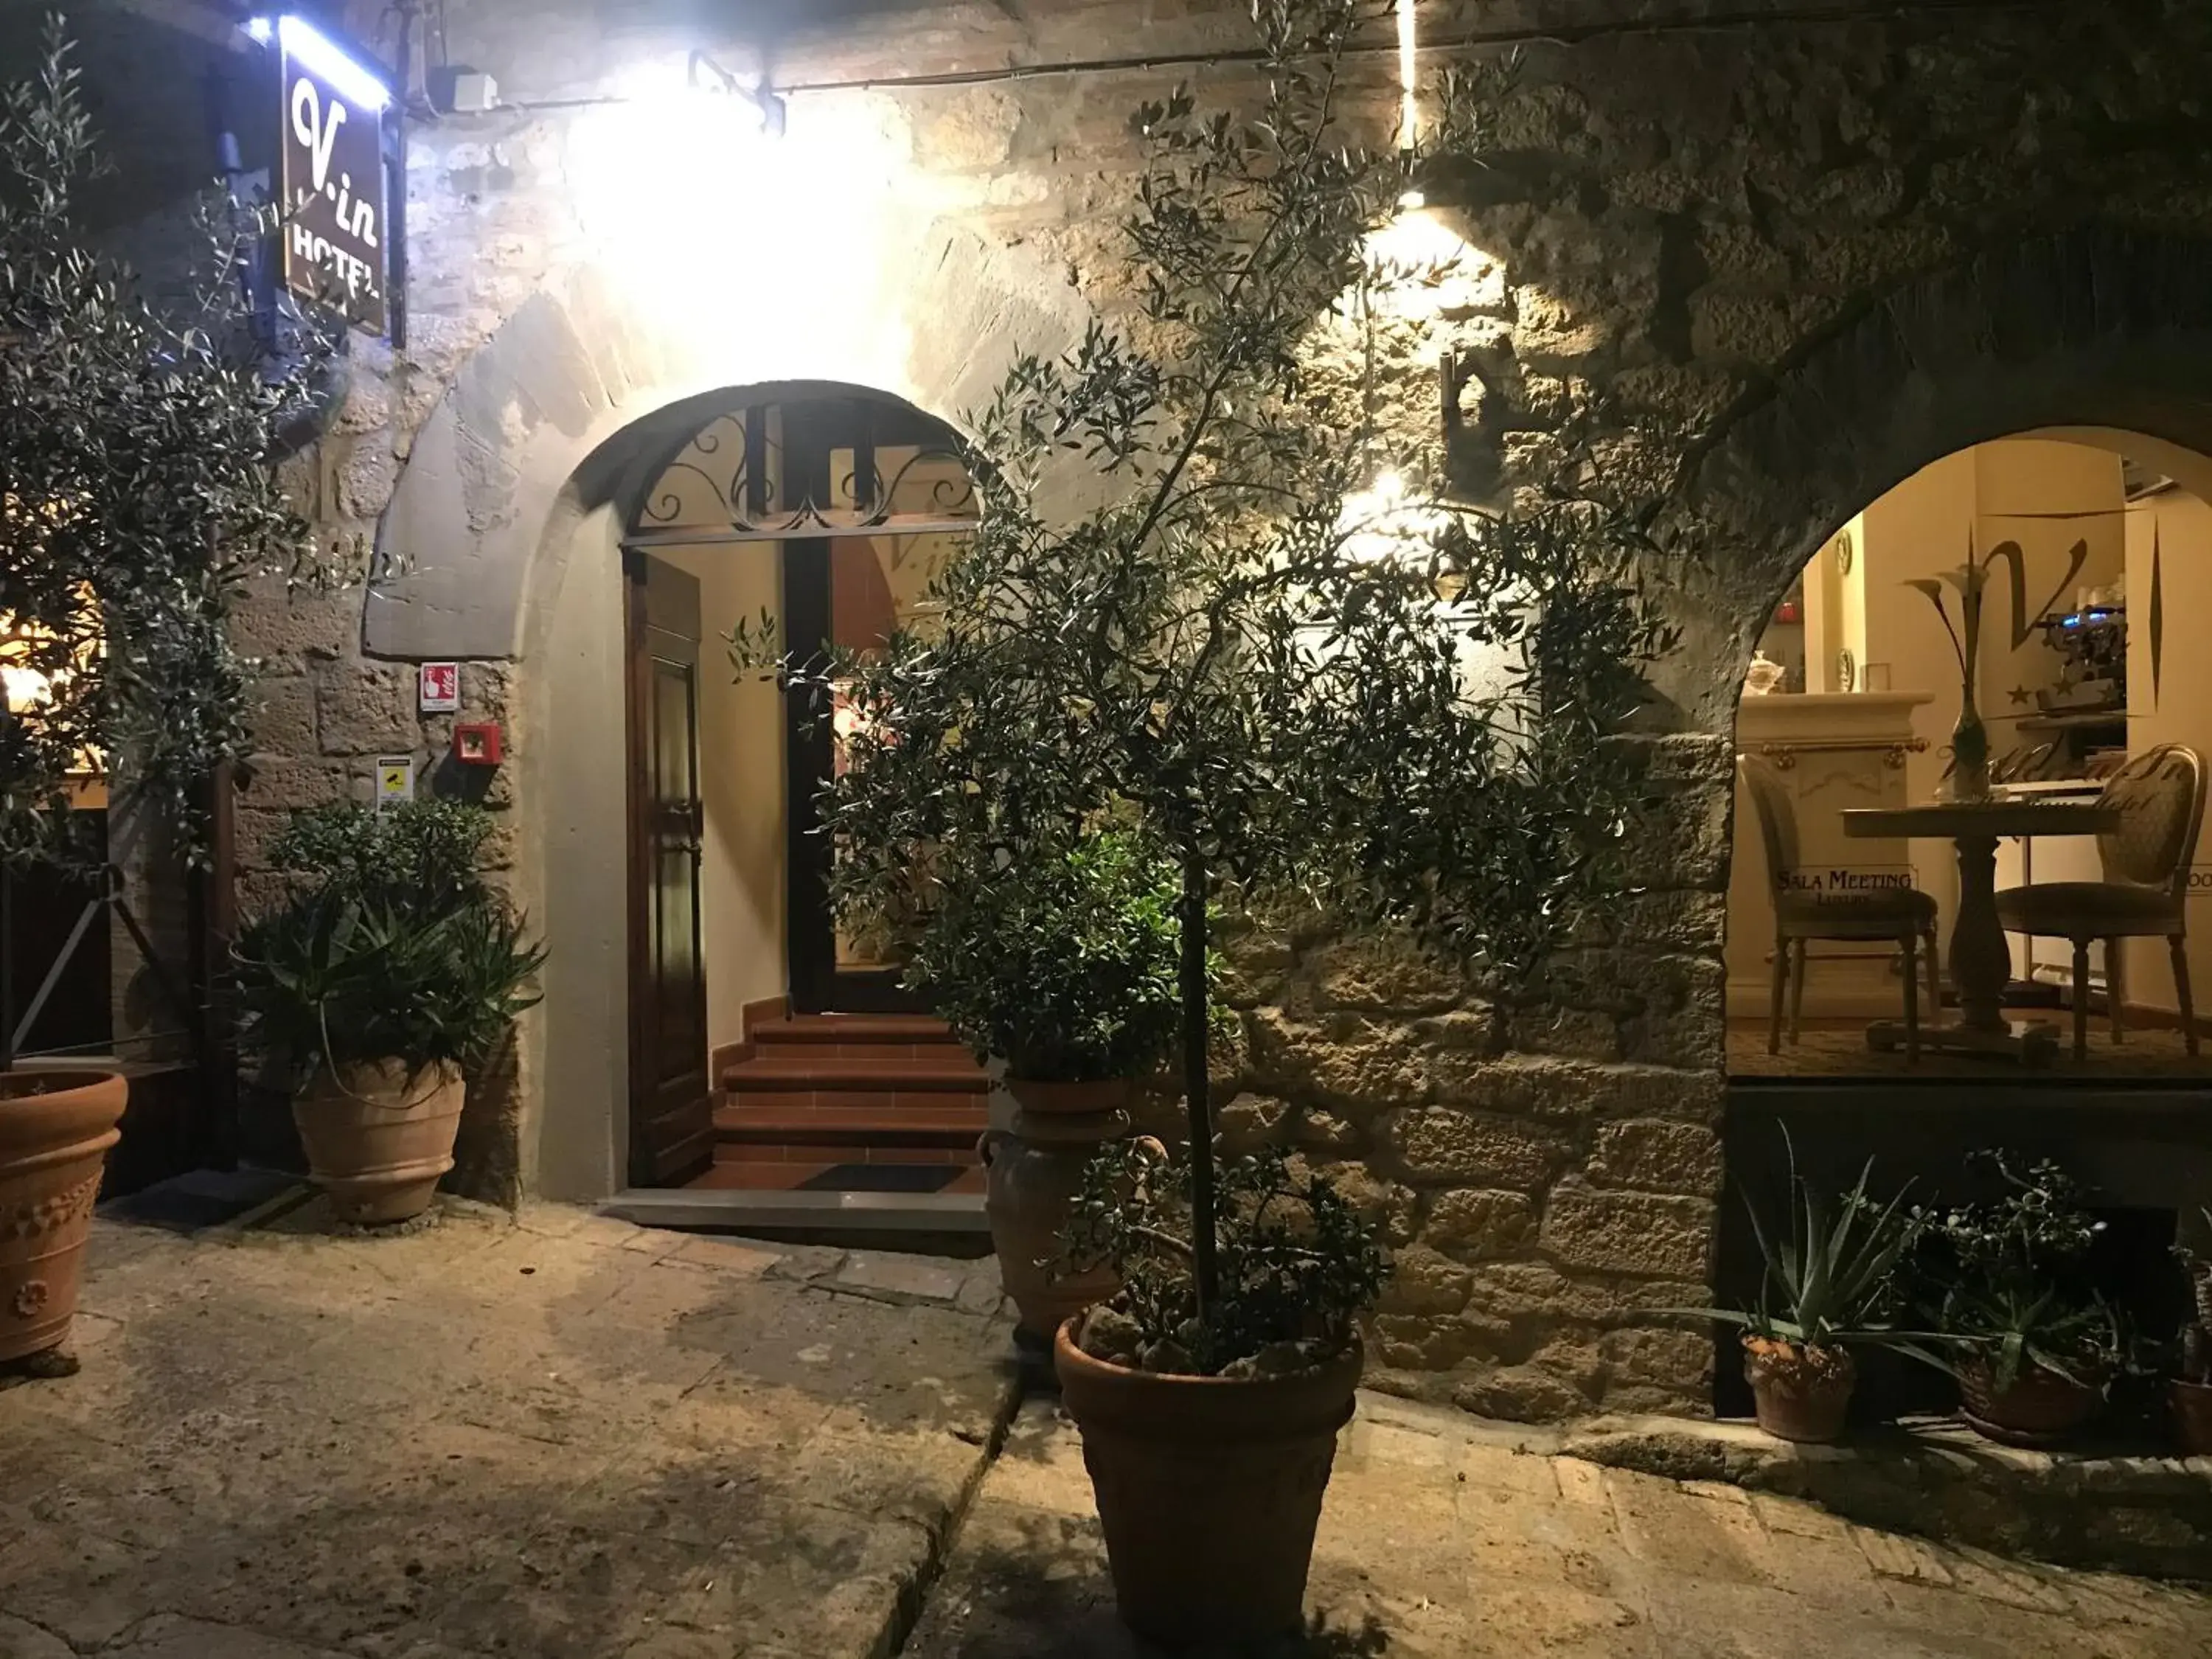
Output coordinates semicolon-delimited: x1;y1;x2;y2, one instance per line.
1554;1412;2212;1583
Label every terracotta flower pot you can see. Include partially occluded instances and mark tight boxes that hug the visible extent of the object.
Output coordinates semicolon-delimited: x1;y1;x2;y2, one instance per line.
2171;1379;2212;1457
1958;1356;2103;1448
1054;1318;1363;1649
1742;1335;1857;1444
981;1077;1133;1346
0;1068;128;1364
293;1060;464;1225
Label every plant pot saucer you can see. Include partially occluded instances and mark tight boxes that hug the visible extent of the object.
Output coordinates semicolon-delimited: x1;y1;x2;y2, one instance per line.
1958;1408;2074;1450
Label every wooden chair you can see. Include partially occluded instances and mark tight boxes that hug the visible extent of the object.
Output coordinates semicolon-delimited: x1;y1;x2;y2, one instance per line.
1739;755;1942;1061
1994;742;2205;1061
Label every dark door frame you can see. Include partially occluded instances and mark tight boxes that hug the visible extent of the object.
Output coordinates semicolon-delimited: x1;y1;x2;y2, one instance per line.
623;549;714;1186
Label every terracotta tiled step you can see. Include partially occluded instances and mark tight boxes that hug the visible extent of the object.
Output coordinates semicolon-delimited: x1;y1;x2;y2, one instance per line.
712;1099;986;1148
748;1013;967;1051
712;1139;979;1166
719;1054;988;1096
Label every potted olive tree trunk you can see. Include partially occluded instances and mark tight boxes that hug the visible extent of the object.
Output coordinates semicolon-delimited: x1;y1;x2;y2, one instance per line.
901;832;1186;1348
234;801;545;1224
1;27;347;1364
809;2;1670;1644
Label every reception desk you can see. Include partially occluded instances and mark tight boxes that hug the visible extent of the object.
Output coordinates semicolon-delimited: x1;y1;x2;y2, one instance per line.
1726;692;1935;1020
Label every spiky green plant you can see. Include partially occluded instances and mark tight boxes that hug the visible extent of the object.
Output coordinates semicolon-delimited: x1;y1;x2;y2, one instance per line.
1675;1141;1920;1352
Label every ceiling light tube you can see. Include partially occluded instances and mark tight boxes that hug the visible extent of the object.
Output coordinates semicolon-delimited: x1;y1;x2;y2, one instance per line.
246;15;394;113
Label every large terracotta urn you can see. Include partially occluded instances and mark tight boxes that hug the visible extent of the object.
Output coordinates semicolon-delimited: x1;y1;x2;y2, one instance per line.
293;1060;464;1225
979;1077;1130;1346
0;1068;128;1364
1056;1320;1363;1648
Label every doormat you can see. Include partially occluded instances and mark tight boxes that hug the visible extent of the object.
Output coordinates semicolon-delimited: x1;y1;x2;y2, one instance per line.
99;1166;305;1234
796;1163;963;1194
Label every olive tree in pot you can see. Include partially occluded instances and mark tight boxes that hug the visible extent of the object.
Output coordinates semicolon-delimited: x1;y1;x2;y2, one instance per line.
1672;1148;1921;1444
809;2;1670;1644
1;24;347;1366
902;832;1185;1347
234;801;545;1224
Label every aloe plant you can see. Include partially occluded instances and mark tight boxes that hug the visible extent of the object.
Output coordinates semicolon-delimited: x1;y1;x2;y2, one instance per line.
1677;1140;1919;1352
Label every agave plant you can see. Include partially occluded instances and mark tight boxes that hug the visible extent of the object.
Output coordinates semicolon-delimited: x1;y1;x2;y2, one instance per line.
1677;1141;1919;1352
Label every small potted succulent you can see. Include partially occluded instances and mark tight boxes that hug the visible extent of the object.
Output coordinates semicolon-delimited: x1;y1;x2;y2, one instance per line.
2171;1208;2212;1455
234;801;545;1224
1675;1149;1918;1444
1897;1152;2129;1447
1054;1141;1388;1647
901;830;1186;1347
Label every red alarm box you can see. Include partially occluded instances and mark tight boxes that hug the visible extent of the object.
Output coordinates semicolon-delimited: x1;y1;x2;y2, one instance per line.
453;722;504;765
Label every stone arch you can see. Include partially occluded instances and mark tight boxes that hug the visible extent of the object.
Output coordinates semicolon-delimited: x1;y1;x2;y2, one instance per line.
366;222;1093;1200
366;221;1096;663
1663;224;2212;731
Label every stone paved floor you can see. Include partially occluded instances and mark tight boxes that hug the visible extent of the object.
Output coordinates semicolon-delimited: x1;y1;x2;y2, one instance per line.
0;1197;1020;1658
910;1397;2212;1659
7;1197;2210;1659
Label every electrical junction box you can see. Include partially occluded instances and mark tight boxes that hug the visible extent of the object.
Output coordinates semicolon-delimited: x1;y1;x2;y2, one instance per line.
428;66;498;114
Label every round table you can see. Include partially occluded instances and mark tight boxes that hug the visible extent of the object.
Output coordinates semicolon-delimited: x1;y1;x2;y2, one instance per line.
1843;799;2119;1062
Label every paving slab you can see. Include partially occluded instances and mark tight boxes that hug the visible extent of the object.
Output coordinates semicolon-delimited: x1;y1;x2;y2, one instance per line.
1;1194;1018;1659
906;1394;2212;1659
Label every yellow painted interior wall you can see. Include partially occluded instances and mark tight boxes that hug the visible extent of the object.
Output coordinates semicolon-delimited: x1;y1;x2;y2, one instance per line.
1857;448;1977;938
657;543;788;1056
2122;488;2212;1020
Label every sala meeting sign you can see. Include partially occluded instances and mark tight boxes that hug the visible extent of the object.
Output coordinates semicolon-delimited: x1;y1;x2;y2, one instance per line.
256;15;393;337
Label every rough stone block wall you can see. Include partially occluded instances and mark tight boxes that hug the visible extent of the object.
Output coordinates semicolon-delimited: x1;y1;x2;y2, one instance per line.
55;0;2212;1414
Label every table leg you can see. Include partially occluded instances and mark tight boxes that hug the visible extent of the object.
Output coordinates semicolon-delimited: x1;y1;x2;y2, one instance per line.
1866;830;2057;1063
1949;832;2011;1033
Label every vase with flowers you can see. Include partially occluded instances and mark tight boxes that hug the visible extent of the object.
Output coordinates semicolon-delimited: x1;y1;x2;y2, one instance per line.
1906;536;1995;802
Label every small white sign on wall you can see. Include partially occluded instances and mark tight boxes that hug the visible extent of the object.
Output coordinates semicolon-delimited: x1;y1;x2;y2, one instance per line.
375;754;415;812
419;661;460;713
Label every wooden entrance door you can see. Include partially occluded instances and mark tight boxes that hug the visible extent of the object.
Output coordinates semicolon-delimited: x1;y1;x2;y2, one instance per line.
625;552;714;1186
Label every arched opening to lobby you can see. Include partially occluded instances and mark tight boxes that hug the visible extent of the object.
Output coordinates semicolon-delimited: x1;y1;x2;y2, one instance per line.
1711;425;2212;1419
1725;428;2212;1085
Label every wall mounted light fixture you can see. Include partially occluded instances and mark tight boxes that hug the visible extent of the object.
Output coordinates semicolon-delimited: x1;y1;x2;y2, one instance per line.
689;49;787;139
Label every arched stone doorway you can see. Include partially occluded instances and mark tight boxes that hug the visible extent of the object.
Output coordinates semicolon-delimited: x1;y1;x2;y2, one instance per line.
518;380;992;1202
355;223;1095;1202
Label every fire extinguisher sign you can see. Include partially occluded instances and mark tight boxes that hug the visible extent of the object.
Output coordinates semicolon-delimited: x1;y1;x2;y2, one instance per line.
419;661;460;713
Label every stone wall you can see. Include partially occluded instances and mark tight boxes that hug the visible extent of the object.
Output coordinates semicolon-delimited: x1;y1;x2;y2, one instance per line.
52;0;2212;1419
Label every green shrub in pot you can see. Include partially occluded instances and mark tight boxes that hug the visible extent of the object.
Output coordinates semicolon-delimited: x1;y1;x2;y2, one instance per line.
234;801;545;1224
905;830;1186;1085
900;829;1194;1348
1894;1152;2135;1447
